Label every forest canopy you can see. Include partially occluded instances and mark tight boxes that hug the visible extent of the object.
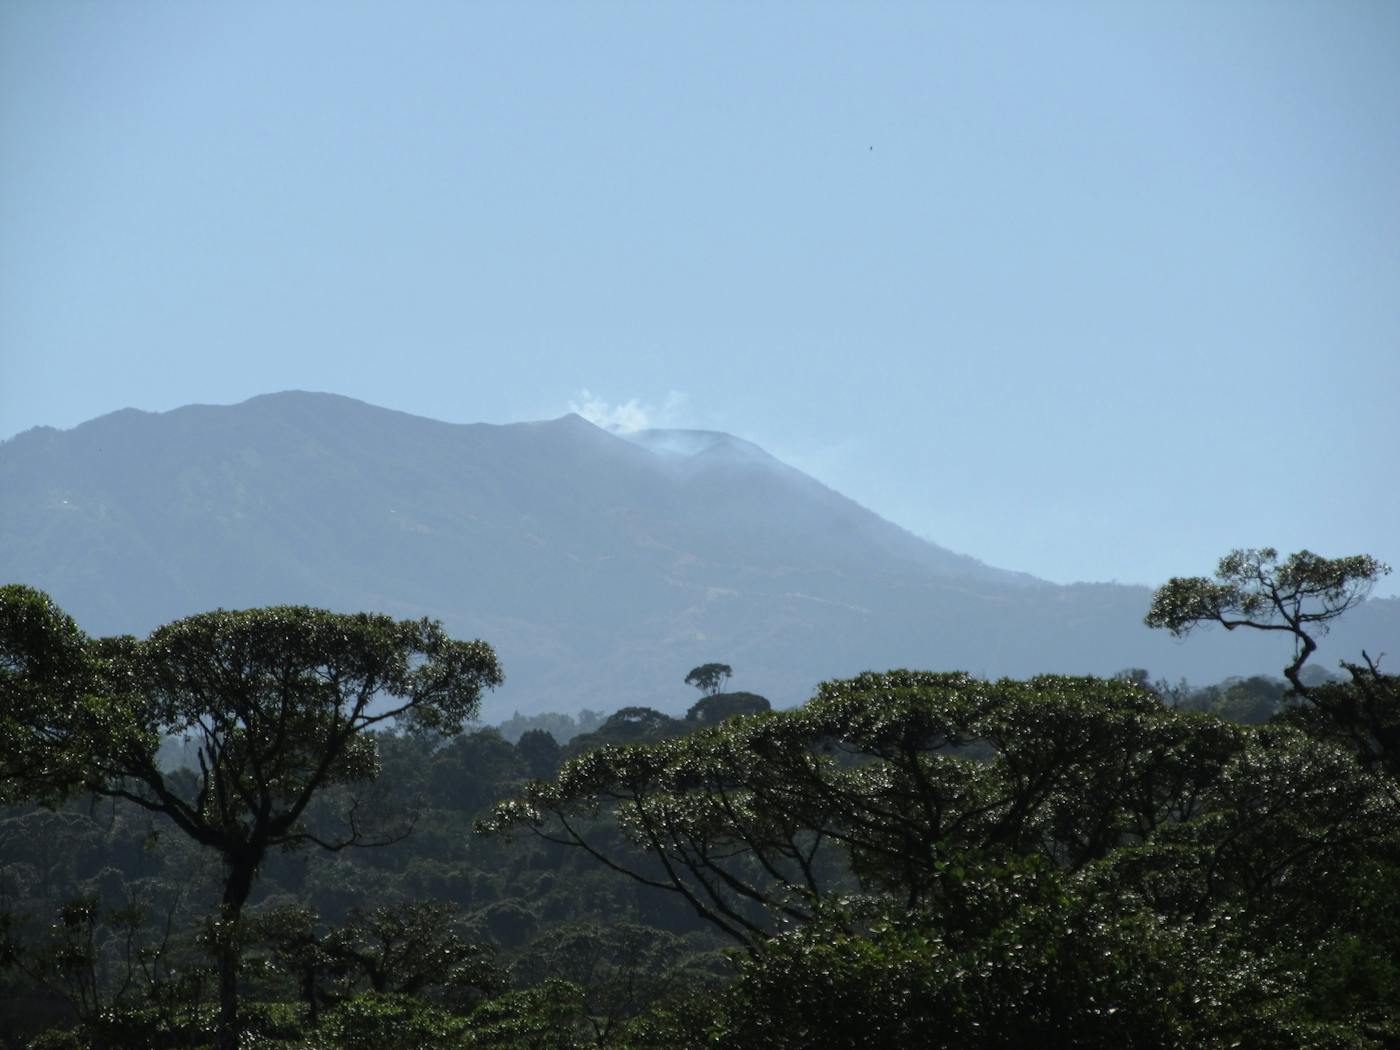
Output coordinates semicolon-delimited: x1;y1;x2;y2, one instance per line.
1;549;1397;1050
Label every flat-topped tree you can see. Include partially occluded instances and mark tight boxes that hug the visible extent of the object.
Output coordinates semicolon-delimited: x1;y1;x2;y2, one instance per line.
481;671;1248;949
685;691;771;725
1145;547;1389;695
0;588;502;1050
684;663;732;697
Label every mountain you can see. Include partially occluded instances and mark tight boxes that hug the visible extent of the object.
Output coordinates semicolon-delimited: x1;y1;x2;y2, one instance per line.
3;391;1395;719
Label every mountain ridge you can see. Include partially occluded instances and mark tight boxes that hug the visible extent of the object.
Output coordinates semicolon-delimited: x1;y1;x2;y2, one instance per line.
3;391;1394;719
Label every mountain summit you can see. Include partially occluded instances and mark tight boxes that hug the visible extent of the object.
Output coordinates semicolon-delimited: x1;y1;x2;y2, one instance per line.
3;392;1393;717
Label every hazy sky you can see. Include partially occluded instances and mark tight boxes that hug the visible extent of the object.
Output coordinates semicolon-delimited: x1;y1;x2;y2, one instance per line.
3;2;1397;593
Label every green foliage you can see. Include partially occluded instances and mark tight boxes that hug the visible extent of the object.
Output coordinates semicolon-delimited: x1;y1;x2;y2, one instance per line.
514;730;563;781
428;730;526;813
253;898;498;1025
482;900;539;949
494;710;605;746
461;979;590;1049
26;1003;220;1050
319;991;467;1050
1304;929;1400;1041
141;604;503;744
684;692;770;725
710;899;1222;1049
1278;658;1400;778
1145;548;1389;690
564;707;686;757
1146;548;1389;637
486;671;1251;944
0;585;115;802
0;595;505;846
327;901;501;1000
9;566;1400;1050
1168;675;1291;725
239;1000;309;1044
511;922;716;1044
486;660;1400;1046
0;592;504;1050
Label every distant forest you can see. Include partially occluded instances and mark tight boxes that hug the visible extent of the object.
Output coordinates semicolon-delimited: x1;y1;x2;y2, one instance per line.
2;548;1399;1049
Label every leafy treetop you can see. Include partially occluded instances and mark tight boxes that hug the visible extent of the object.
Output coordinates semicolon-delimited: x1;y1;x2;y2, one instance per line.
0;588;504;1050
1145;547;1389;694
684;691;771;725
684;663;732;697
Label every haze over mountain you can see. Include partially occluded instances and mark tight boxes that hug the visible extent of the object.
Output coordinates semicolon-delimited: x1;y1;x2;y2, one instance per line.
3;392;1394;720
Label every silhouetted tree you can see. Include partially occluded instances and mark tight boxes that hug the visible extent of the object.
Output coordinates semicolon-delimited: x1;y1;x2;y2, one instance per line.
684;664;732;697
517;729;564;780
685;692;771;725
1145;548;1389;694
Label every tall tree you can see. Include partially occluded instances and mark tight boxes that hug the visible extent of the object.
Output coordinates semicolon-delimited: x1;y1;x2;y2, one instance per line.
482;672;1247;948
684;663;732;697
1144;547;1389;694
1146;548;1400;783
488;667;1400;1046
0;584;96;799
0;588;502;1050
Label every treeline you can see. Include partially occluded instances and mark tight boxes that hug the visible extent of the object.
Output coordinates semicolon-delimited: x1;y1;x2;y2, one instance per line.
1;548;1398;1049
0;718;729;1048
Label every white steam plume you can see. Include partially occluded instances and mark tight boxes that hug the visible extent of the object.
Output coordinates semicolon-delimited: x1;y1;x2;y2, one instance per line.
568;389;689;433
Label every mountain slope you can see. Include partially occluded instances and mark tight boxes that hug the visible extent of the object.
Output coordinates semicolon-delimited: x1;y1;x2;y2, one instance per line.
3;392;1394;718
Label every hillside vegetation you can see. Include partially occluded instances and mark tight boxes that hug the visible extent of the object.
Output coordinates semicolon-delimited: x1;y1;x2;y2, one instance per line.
1;548;1398;1048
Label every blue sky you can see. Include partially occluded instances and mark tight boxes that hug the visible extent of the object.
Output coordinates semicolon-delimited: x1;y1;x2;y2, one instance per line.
3;1;1397;593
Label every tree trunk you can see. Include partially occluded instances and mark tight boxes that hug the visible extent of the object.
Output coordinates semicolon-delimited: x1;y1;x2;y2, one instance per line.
303;962;320;1026
214;852;258;1050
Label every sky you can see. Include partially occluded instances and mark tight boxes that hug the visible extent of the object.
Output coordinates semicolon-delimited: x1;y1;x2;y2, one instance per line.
3;1;1397;594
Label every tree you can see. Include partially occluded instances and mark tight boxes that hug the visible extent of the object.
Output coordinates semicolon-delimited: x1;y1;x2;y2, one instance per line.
564;706;685;757
696;894;1249;1050
256;900;500;1019
0;590;503;1050
510;921;697;1045
1144;547;1400;778
0;585;98;799
488;669;1400;1045
427;728;526;815
483;672;1246;948
1280;653;1400;780
516;729;563;781
685;691;771;725
1145;547;1389;694
684;663;732;697
1111;668;1153;692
